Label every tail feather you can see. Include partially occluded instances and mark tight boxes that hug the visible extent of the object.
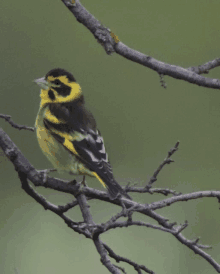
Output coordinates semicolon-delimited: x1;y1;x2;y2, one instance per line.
107;179;132;200
93;172;132;200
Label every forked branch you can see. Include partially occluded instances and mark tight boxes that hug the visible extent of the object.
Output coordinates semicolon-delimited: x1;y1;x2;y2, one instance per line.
1;115;220;273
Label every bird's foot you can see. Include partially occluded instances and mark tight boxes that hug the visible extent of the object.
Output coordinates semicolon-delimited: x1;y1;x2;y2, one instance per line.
67;177;87;198
81;175;88;187
67;179;77;186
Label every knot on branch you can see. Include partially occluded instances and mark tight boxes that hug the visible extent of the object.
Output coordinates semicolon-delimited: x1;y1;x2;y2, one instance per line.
94;26;115;55
175;220;188;235
5;147;17;161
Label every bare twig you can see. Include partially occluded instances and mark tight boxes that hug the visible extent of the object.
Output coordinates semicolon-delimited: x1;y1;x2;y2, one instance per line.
149;191;220;211
146;141;179;188
138;209;220;272
103;243;154;274
188;58;220;75
149;188;182;196
126;186;181;196
113;265;126;274
100;220;175;235
1;127;220;272
0;114;35;132
18;171;90;237
97;204;138;234
159;73;167;89
125;142;180;195
61;0;220;89
58;197;93;213
75;188;122;273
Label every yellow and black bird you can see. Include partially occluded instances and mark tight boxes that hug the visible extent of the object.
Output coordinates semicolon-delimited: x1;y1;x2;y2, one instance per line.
34;68;131;200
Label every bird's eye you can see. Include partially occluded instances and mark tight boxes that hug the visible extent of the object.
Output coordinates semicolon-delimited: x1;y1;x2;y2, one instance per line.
53;80;61;87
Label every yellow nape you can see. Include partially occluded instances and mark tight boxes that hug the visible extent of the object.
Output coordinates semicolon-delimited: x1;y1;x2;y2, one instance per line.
92;172;106;188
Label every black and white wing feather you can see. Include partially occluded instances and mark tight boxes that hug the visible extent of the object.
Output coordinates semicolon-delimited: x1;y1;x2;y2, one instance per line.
44;97;131;200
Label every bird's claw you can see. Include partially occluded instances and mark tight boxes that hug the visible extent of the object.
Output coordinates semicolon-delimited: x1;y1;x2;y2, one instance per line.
81;175;88;187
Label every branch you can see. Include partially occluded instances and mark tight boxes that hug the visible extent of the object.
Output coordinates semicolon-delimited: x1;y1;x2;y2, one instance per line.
0;124;125;273
1;126;220;272
18;171;90;237
125;141;179;194
103;243;154;274
75;191;121;274
137;208;220;272
0;114;35;132
99;220;176;235
148;188;182;196
149;191;220;210
61;0;220;89
188;58;220;74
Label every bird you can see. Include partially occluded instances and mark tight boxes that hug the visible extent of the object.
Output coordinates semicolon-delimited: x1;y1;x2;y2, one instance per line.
34;68;131;200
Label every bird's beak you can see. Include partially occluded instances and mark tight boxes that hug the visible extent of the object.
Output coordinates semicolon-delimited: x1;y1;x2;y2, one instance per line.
34;77;50;90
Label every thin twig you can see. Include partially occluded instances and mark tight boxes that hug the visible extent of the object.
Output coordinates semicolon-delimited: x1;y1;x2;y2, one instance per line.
159;73;167;89
103;243;154;274
187;58;220;75
149;191;220;211
1;128;220;272
146;141;179;188
99;220;176;234
18;171;90;237
0;114;35;132
126;186;182;196
75;190;121;273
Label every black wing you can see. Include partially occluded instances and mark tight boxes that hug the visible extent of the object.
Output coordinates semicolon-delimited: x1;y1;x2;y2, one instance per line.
45;97;131;199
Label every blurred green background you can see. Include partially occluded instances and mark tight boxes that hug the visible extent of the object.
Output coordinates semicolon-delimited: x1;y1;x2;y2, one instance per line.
1;0;220;273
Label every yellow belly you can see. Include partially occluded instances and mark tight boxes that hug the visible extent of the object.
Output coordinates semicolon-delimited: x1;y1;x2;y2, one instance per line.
35;107;106;188
35;113;92;176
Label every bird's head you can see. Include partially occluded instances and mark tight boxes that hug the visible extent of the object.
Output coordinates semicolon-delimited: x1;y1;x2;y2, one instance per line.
34;68;82;107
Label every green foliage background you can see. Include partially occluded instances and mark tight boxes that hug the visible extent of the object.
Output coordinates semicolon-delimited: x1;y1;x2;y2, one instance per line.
1;0;220;273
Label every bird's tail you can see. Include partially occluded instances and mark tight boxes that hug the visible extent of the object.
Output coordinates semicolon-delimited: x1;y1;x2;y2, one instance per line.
93;172;132;200
107;179;132;200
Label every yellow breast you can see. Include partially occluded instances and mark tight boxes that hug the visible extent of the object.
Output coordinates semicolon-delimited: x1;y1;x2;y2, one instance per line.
35;106;95;177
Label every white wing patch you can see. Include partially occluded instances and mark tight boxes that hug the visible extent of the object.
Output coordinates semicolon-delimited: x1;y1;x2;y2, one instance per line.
96;136;103;143
84;148;100;163
85;130;109;163
96;134;108;162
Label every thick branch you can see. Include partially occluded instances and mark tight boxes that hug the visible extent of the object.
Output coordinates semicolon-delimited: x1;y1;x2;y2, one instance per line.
115;43;220;89
1;126;220;272
18;171;90;237
75;191;122;274
61;0;114;54
61;0;220;89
